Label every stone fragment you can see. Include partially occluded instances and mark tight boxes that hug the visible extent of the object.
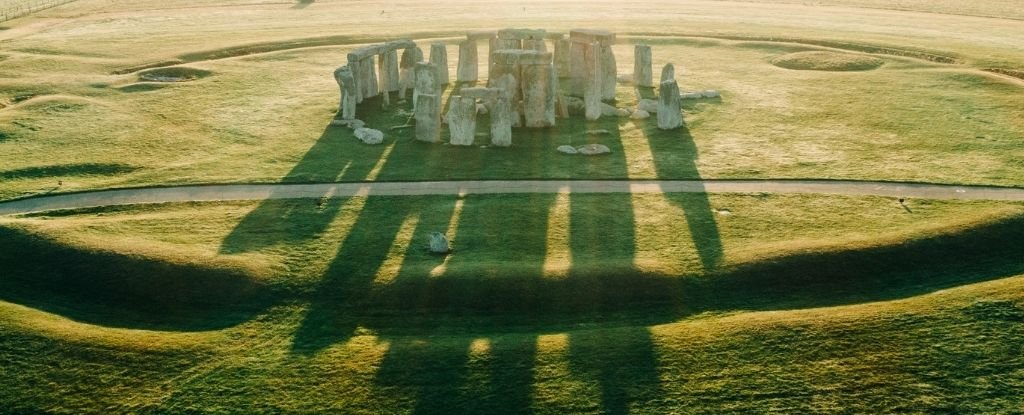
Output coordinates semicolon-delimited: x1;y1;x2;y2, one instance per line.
660;62;675;83
681;92;704;100
415;93;441;142
457;39;478;82
577;143;611;155
702;90;720;98
429;43;449;85
630;109;650;119
446;96;477;146
633;44;653;87
657;79;683;130
429;232;450;254
354;127;384;145
330;118;364;128
599;103;620;117
557;145;579;154
333;65;357;120
638;98;658;114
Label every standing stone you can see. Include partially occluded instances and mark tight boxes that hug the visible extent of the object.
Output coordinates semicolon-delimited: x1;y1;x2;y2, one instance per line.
399;46;422;99
414;62;440;111
488;75;515;147
523;38;546;52
661;62;675;84
521;54;556;128
334;65;357;120
489;52;524;127
347;58;364;104
634;44;653;87
415;93;441;142
446;96;476;145
657;79;683;130
363;57;379;99
554;38;571;78
378;54;391;107
600;44;617;101
569;42;586;95
584;42;603;120
487;36;498;73
382;48;401;92
457;39;478;82
430;43;449;85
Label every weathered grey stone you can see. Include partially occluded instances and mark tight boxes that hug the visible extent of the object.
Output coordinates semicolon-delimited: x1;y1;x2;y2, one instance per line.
630;109;650;119
681;92;704;100
702;90;720;98
569;41;586;95
554;38;571;78
522;60;556;128
459;87;502;101
577;143;611;155
487;36;498;74
617;73;633;84
415;93;441;143
428;232;450;254
657;79;683;130
638;98;658;114
564;95;585;115
333;65;357;120
600;44;617;101
363;57;379;99
488;60;522;127
414;62;441;111
569;29;616;47
634;44;653;87
600;102;620;117
399;46;422;99
523;38;547;52
584;42;603;120
354;127;384;145
429;43;449;85
660;62;675;84
330;118;364;128
446;96;476;146
498;28;546;40
557;145;578;154
457;39;478;82
381;49;400;92
476;103;488;114
385;39;416;51
489;74;515;147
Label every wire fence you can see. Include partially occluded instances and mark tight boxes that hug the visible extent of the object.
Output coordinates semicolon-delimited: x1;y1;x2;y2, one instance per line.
0;0;77;23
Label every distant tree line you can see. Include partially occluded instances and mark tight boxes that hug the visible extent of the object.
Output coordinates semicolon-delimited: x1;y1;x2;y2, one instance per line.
1;0;77;23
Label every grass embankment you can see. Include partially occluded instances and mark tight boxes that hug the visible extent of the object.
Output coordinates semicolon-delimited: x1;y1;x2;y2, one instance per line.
1;195;1023;413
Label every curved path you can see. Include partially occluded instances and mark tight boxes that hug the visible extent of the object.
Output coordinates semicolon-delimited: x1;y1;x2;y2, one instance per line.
2;180;1023;216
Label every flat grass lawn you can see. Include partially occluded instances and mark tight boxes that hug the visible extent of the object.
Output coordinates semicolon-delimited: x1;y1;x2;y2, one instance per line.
1;1;1023;200
1;195;1023;413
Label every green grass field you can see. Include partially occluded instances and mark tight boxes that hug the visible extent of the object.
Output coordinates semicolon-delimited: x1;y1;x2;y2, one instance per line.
1;0;1023;413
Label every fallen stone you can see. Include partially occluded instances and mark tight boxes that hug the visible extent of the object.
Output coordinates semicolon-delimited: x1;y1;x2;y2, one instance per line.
557;145;579;154
614;108;631;117
702;90;721;98
638;99;658;114
586;129;610;135
577;143;611;155
681;92;704;100
617;73;633;84
354;127;384;144
331;119;365;129
600;103;620;117
630;109;650;119
428;232;450;254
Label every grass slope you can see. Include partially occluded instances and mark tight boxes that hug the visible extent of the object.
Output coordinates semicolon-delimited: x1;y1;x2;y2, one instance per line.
0;196;1022;411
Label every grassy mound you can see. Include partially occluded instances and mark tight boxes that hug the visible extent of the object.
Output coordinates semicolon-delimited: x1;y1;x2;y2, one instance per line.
771;51;885;71
0;225;274;330
137;66;212;82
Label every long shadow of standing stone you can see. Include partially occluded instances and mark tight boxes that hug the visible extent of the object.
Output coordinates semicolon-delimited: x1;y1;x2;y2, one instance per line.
641;120;724;270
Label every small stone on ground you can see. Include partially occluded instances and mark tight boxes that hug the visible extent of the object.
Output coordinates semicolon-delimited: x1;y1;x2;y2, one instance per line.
354;127;384;144
577;143;611;155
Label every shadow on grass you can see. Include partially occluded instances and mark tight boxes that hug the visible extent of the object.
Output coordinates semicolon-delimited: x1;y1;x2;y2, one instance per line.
0;163;138;180
0;226;274;331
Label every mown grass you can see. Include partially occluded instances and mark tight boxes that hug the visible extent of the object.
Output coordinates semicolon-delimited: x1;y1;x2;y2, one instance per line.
1;195;1023;413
